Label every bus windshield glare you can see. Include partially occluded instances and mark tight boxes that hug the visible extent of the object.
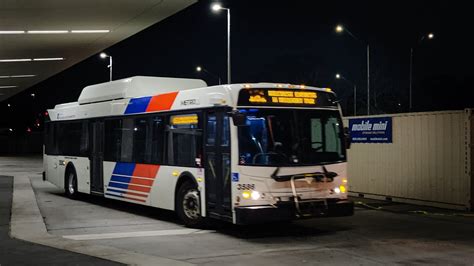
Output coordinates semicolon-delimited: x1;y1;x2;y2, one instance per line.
238;108;345;166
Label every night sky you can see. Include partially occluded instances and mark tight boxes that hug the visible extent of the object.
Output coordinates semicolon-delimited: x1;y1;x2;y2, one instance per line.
1;0;473;133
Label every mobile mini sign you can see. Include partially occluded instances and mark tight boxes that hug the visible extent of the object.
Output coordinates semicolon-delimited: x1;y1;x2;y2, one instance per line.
349;117;393;143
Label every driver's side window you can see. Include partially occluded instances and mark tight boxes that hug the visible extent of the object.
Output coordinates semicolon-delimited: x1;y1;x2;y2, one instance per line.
311;118;323;150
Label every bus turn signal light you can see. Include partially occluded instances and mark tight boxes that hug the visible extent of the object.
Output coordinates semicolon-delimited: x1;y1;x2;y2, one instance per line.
339;185;347;193
242;191;251;199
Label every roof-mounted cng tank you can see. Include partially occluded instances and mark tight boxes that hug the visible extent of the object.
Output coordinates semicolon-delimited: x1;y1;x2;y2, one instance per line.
77;76;207;105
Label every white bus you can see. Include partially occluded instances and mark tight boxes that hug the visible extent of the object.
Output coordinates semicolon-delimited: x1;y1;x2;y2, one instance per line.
43;76;353;226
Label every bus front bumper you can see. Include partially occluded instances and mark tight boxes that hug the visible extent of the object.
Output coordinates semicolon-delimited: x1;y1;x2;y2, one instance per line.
235;199;354;224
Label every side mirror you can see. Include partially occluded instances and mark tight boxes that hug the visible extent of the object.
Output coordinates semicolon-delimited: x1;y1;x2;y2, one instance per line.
231;111;247;126
344;126;351;149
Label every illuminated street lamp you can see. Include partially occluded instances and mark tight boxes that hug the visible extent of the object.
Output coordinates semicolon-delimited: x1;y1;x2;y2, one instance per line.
336;24;370;115
196;65;222;85
100;52;113;81
336;73;357;115
211;3;231;84
409;32;435;111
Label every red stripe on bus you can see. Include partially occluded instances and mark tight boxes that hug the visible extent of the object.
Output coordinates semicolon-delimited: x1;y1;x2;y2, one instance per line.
130;177;154;187
127;184;151;193
125;191;149;198
146;92;178;112
133;164;160;178
124;195;147;203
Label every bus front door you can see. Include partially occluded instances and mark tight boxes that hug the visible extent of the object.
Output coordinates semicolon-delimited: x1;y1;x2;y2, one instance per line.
205;110;232;221
90;120;104;194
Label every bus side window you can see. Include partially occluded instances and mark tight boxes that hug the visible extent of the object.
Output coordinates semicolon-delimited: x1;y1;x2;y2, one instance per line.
56;121;86;157
104;119;123;162
167;114;202;167
151;116;165;164
120;119;134;162
324;117;341;154
132;117;149;163
206;115;217;146
311;118;323;150
45;122;58;155
222;116;230;147
79;121;89;156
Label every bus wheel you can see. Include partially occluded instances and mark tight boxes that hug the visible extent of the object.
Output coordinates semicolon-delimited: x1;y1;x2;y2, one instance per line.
65;168;78;199
176;181;205;227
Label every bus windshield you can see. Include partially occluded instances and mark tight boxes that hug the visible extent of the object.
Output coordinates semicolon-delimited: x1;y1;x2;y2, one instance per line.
238;108;345;166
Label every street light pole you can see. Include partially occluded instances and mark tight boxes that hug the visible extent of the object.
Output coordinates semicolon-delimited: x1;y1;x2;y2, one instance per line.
196;66;222;85
409;47;413;111
100;52;113;81
354;84;357;115
409;33;434;111
336;73;357;116
367;44;370;115
109;56;113;82
336;24;370;115
212;3;231;84
227;8;231;84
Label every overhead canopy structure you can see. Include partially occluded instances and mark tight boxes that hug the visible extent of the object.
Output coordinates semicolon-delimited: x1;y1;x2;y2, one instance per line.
0;0;196;102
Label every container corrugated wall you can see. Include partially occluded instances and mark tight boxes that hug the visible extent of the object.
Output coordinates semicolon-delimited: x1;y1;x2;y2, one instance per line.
344;109;473;210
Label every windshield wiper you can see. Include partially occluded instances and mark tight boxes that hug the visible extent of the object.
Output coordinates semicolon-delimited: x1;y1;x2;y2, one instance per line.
271;165;338;182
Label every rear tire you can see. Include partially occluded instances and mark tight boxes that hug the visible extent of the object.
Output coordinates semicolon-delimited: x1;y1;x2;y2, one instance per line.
176;181;205;228
65;168;78;199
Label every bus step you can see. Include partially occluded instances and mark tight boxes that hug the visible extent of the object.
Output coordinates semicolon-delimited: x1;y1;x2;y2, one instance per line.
90;191;104;196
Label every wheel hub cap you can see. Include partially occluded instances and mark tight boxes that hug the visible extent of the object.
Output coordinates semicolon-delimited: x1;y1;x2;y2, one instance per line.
183;189;200;219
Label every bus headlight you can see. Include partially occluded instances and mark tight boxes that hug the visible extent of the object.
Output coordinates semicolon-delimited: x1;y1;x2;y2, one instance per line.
251;191;261;200
334;187;341;194
242;190;261;200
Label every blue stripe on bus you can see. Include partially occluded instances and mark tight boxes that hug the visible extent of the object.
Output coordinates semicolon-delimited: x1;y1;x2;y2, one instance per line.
110;175;131;184
106;188;127;194
105;193;127;199
124;96;152;114
112;162;135;176
108;181;129;189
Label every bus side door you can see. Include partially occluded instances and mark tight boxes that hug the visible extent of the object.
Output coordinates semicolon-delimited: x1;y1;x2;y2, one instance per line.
90;120;104;194
205;108;232;221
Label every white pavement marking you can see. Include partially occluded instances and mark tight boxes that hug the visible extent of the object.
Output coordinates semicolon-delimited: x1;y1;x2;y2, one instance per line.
63;228;213;241
6;168;193;266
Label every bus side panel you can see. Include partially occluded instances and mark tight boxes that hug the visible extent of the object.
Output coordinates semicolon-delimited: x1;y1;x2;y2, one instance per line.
102;162;207;215
149;166;205;214
72;157;91;194
45;155;60;189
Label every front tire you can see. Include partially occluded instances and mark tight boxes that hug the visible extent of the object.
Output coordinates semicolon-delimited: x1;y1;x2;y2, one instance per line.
176;181;205;228
65;168;78;199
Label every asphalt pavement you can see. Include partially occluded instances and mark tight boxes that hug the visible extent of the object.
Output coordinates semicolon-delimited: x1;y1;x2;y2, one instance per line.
2;155;474;265
0;175;121;265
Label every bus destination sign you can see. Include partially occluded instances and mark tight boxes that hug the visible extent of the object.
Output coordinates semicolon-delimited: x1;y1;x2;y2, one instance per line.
238;88;336;107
